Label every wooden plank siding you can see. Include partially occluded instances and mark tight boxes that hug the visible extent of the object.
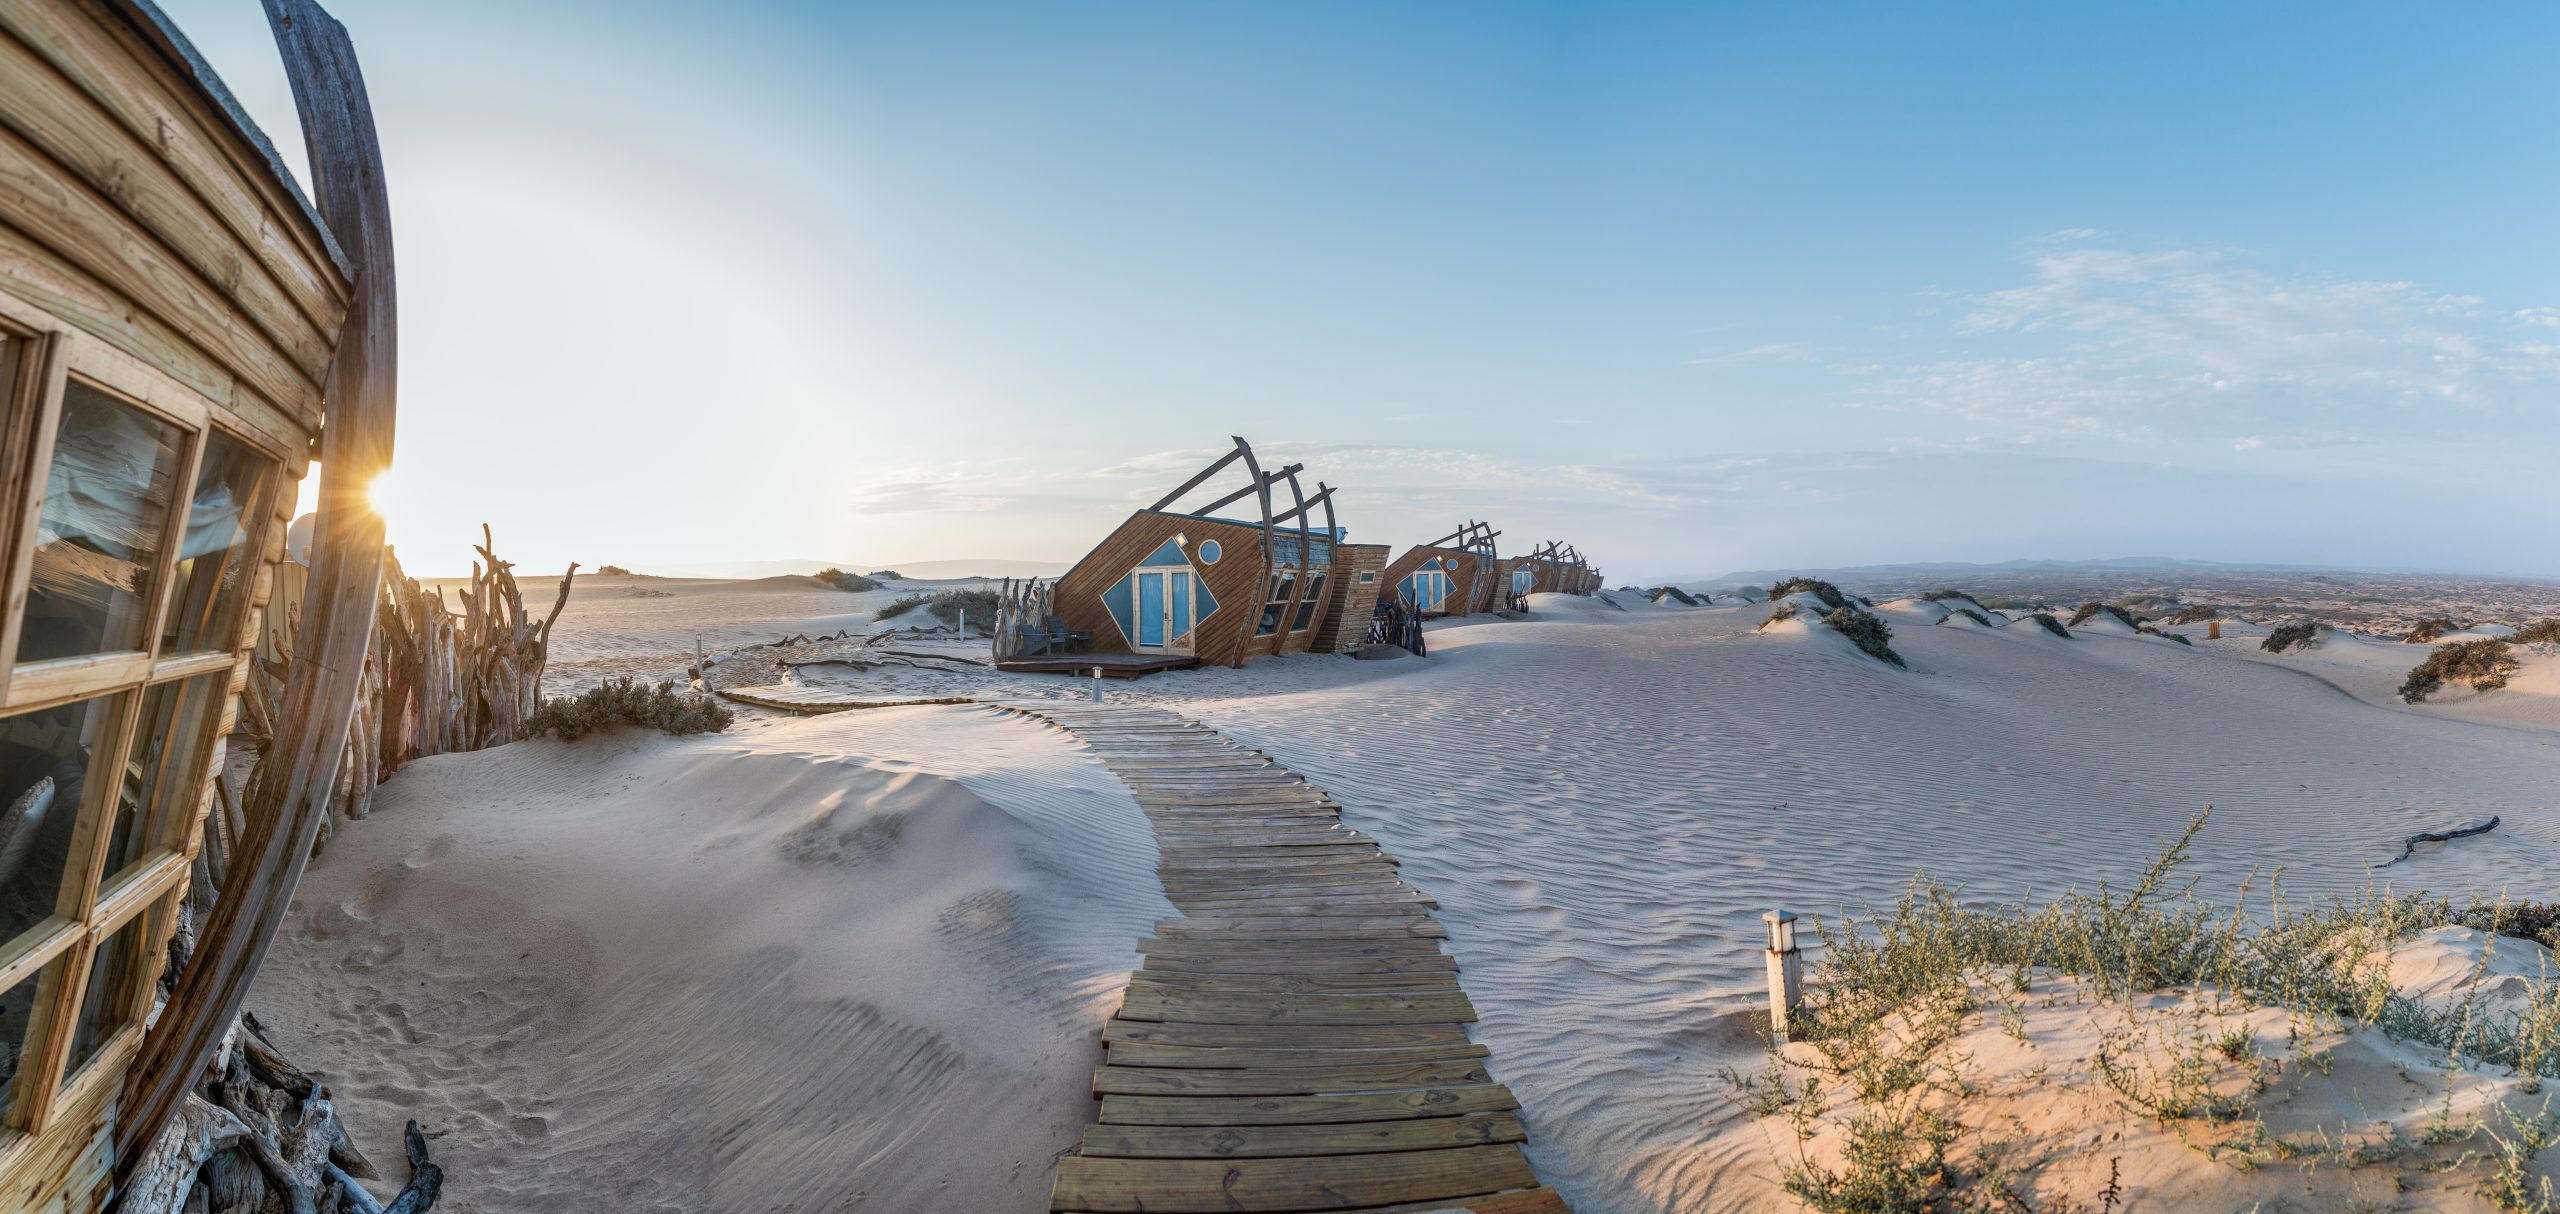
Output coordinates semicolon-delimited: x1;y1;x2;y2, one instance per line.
0;0;349;445
1309;543;1388;653
1052;510;1342;668
1380;545;1499;618
1529;561;1588;597
0;1;342;1205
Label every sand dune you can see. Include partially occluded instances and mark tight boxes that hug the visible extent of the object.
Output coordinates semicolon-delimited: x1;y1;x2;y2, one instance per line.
259;585;2558;1211
257;706;1168;1211
1140;597;2556;1210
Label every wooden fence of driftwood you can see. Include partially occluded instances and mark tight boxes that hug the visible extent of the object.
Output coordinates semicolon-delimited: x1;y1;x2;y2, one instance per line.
212;526;576;882
992;576;1057;663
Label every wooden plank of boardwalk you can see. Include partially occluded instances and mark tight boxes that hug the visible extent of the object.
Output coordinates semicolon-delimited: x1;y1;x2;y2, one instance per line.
987;700;1567;1214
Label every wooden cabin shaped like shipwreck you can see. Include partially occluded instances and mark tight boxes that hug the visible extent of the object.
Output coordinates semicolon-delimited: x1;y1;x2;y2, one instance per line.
1026;438;1385;674
0;0;395;1207
1511;540;1598;597
1381;521;1502;618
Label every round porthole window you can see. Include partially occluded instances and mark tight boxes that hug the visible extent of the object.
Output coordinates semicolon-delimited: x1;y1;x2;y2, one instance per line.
1197;539;1221;564
1441;557;1457;571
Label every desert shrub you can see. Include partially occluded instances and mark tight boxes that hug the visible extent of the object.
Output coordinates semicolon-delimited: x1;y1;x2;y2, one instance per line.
816;567;883;592
2402;617;2461;644
2069;602;2142;629
1919;587;1970;602
1648;586;1699;606
2261;622;2320;653
868;569;903;580
1823;606;1907;668
1744;809;2560;1211
1768;577;1849;611
2514;619;2560;645
1947;608;1993;627
596;564;631;576
1763;601;1802;625
2135;626;2195;646
2399;639;2522;704
2164;604;2218;625
1979;596;2034;610
527;678;733;742
2027;612;2070;638
876;588;998;631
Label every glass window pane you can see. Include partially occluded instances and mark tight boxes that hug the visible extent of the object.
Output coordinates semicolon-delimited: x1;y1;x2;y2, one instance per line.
101;676;223;890
18;381;186;664
1293;573;1327;631
0;694;120;950
0;952;65;1119
161;430;276;655
62;912;150;1085
1258;573;1297;636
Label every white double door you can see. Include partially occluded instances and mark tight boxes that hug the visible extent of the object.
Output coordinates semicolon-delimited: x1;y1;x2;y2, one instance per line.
1131;568;1196;653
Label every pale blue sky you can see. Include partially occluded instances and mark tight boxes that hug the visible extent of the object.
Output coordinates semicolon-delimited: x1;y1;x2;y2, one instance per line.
167;1;2560;580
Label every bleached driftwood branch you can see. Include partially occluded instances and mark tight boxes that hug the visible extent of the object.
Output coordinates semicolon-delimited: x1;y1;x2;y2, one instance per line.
2377;815;2501;868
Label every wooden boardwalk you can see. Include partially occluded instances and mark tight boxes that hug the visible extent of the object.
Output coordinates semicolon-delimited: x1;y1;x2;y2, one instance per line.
989;701;1567;1214
714;684;978;714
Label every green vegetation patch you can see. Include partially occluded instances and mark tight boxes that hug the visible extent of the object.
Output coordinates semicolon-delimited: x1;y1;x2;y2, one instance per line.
876;588;1000;631
528;678;734;742
2261;622;2319;653
2514;619;2560;645
2027;612;2071;639
1822;606;1906;668
1734;809;2560;1213
2402;617;2461;644
1769;577;1850;611
817;567;883;592
2400;638;2523;703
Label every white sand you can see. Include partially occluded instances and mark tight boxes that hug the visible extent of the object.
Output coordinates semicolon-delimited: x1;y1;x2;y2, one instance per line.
257;581;2559;1211
495;572;1004;697
257;705;1169;1211
1136;596;2558;1210
2171;622;2560;733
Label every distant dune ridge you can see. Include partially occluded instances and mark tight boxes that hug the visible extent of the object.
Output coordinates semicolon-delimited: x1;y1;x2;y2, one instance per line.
644;557;1070;581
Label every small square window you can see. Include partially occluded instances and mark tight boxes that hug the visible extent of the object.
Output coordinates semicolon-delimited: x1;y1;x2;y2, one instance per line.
0;950;67;1123
0;692;123;951
61;909;153;1086
18;381;187;664
98;675;226;894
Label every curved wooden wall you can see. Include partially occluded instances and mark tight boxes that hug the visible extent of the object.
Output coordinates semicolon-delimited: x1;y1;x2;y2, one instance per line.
0;0;348;450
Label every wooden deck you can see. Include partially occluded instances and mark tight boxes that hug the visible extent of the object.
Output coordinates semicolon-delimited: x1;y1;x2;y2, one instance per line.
988;701;1567;1214
996;652;1205;678
714;685;978;714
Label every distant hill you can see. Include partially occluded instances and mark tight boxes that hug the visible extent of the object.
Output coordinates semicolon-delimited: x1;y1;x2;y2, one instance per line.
649;557;1070;581
1683;557;2307;589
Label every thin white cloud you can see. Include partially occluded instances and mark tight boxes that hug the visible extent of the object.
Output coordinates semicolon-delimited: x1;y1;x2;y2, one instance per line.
1856;244;2560;451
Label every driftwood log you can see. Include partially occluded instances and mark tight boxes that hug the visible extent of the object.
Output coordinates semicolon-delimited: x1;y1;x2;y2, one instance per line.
2378;816;2502;868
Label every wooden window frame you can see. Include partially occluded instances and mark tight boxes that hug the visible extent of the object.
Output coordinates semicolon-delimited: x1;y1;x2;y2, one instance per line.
0;295;283;1162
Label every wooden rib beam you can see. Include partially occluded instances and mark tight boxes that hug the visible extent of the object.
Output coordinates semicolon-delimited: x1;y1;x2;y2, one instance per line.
985;701;1567;1214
